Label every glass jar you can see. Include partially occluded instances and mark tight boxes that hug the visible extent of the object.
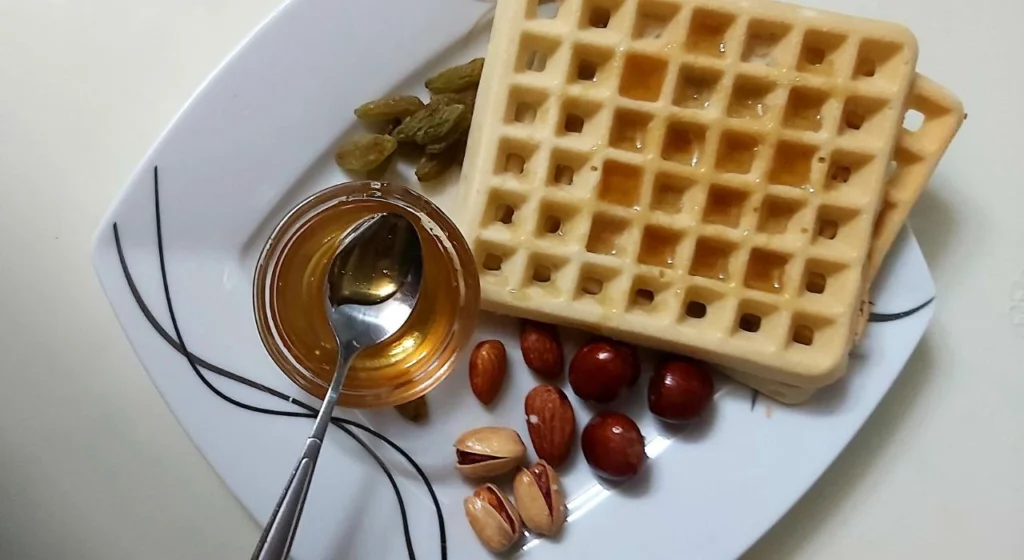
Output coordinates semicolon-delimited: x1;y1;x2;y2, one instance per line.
254;181;479;408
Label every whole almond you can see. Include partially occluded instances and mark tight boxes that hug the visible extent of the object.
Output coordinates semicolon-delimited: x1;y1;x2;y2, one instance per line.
469;340;506;405
520;320;564;380
524;385;575;468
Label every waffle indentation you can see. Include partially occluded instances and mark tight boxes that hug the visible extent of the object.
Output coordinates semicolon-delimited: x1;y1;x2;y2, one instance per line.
597;159;643;208
650;172;696;215
559;97;602;136
638;225;682;268
482;189;527;228
506;86;551;125
633;0;680;41
580;0;624;30
571;44;615;85
784;86;830;132
703;183;750;228
610;108;654;153
769;141;818;188
815;205;860;244
687;8;736;59
673;64;724;110
728;75;777;120
681;285;726;322
742;19;793;66
495;138;538;178
841;96;889;136
854;38;907;85
798;30;847;76
586;212;630;256
516;33;563;74
757;195;806;235
620;53;669;102
547;148;595;191
689;237;736;281
662;120;707;167
745;248;790;294
716;130;760;175
537;198;584;240
576;262;620;302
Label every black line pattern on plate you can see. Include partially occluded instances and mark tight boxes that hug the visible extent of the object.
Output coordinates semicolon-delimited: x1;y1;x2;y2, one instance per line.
867;297;936;323
112;167;445;560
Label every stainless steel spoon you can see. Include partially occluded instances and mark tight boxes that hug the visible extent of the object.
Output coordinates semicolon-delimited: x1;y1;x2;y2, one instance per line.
252;212;423;560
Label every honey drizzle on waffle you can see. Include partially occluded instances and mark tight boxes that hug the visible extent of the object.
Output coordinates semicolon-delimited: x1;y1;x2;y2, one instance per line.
741;74;965;403
458;0;919;387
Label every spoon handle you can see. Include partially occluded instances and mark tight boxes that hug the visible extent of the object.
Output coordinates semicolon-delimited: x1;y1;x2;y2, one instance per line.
252;350;356;560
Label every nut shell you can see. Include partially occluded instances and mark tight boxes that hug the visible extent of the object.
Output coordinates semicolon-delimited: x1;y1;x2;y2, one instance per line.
455;427;526;478
513;461;566;536
469;340;507;405
464;483;523;553
520;320;564;379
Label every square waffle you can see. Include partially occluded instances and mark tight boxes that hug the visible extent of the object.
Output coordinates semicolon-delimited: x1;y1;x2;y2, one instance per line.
732;73;965;403
457;0;919;387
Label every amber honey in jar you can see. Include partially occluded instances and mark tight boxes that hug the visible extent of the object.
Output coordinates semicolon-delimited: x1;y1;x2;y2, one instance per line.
254;181;479;408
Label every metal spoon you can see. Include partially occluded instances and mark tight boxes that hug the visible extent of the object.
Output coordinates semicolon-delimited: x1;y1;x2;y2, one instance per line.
253;213;423;560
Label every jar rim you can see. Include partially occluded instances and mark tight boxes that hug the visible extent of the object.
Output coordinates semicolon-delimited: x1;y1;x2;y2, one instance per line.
253;181;480;408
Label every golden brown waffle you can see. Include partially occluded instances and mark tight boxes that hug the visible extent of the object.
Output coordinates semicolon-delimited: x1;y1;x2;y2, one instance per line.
458;0;919;387
737;73;965;403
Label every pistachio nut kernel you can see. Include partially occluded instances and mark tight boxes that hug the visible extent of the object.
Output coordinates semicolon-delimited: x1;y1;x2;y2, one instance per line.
464;483;523;553
512;460;567;536
454;426;527;478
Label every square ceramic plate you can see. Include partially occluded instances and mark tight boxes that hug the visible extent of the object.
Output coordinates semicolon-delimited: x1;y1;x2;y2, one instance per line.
91;0;937;558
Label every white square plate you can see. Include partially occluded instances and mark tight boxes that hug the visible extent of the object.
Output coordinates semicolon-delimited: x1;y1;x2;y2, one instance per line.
91;0;936;558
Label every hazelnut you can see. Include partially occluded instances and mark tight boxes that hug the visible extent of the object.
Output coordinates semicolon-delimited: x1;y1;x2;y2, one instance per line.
454;427;526;478
648;359;714;422
581;412;646;480
464;483;523;553
513;460;566;536
568;339;639;403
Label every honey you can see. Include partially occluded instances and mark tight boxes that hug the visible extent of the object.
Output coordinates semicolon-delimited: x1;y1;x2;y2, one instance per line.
254;182;479;408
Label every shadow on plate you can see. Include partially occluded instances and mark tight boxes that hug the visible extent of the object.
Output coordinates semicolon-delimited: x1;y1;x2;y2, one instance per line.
742;335;937;558
908;182;958;275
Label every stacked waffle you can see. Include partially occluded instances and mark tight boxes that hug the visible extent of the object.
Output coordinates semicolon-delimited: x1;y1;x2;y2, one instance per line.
456;0;963;402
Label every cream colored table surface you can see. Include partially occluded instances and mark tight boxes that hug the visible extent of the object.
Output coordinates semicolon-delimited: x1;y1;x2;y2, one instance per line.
1;0;1021;558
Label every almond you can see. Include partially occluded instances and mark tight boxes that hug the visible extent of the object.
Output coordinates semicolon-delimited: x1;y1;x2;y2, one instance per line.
524;385;575;468
519;320;564;380
469;340;507;405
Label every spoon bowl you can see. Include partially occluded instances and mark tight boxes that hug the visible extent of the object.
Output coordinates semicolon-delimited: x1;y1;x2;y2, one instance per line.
326;213;423;353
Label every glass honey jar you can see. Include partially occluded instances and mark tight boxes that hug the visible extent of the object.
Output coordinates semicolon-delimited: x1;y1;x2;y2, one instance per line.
254;181;479;408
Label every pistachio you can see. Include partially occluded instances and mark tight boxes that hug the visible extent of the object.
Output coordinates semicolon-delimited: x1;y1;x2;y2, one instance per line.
464;483;523;553
454;427;526;478
513;460;567;536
